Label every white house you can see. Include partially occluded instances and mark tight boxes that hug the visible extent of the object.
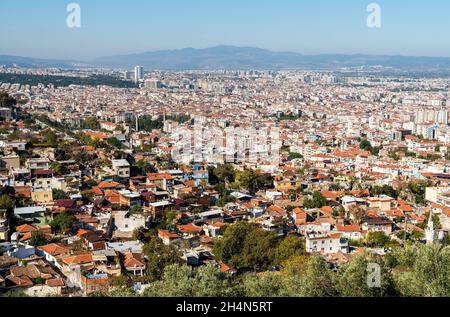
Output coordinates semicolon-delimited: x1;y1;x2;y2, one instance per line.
306;233;349;254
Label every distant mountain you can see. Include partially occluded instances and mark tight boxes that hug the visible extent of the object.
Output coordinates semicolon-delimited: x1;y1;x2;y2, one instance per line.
94;46;450;71
3;46;450;71
0;55;84;69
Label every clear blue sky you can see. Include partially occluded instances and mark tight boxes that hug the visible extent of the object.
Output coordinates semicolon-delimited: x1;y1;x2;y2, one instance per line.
0;0;449;60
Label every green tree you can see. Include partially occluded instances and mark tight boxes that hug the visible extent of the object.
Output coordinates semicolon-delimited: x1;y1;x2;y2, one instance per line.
0;92;17;108
142;263;235;297
143;238;183;281
298;255;337;297
241;228;278;271
392;244;450;297
132;227;150;242
337;255;396;297
360;139;373;152
273;236;306;266
50;213;75;234
84;117;99;130
0;195;13;217
29;231;47;247
52;189;69;200
107;137;123;149
243;273;286;297
366;232;391;248
303;191;327;209
213;222;260;269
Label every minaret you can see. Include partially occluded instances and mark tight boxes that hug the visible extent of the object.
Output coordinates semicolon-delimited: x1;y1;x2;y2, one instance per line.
135;115;139;132
425;212;436;245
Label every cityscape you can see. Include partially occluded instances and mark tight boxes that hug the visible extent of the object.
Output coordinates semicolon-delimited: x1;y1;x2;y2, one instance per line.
0;0;449;304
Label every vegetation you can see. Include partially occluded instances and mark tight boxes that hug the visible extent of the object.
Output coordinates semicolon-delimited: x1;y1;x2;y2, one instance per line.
142;238;183;281
303;191;328;209
29;231;47;247
0;73;138;88
213;222;304;272
50;213;75;234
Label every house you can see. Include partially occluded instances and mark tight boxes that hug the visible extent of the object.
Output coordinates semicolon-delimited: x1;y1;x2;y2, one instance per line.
202;222;226;238
13;207;47;227
291;208;307;225
335;224;363;240
118;190;141;207
106;241;144;254
112;210;146;238
146;201;172;221
362;217;394;235
31;187;53;203
146;173;174;192
26;158;51;171
0;217;9;241
191;170;209;187
306;233;349;254
177;223;203;237
0;155;20;170
4;264;65;296
366;195;396;212
158;229;181;245
92;249;121;276
124;251;146;276
111;159;130;179
37;243;71;269
80;268;109;296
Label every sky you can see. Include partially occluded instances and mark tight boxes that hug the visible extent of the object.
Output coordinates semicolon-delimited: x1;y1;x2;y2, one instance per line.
0;0;449;60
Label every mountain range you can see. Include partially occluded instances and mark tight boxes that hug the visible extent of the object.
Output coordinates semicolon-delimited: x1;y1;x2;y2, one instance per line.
2;46;450;71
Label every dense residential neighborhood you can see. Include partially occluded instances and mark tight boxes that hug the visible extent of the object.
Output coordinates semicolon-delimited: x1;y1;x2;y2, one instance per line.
0;69;450;298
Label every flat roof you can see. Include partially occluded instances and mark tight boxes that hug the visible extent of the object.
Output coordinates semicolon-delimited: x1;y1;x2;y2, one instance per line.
14;206;46;215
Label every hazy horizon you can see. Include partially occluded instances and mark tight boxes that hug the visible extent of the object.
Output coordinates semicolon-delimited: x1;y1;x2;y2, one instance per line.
1;0;450;60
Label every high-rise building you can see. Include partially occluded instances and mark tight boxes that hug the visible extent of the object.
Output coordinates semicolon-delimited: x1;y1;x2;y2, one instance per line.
134;66;144;82
145;79;162;89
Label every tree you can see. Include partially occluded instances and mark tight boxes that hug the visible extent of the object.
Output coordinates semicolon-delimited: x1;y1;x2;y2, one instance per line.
29;231;47;247
0;194;13;210
298;255;337;297
360;139;373;152
84;117;99;130
52;189;69;200
0;195;13;217
288;152;303;160
392;244;450;297
51;162;67;176
303;192;327;209
42;130;58;147
213;222;263;269
366;232;391;248
142;263;235;297
370;185;398;199
132;227;150;242
408;181;431;205
143;238;183;281
273;236;306;266
241;228;278;271
337;255;396;297
0;92;17;108
50;213;74;234
107;137;123;149
210;164;236;187
130;205;143;215
243;273;286;297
